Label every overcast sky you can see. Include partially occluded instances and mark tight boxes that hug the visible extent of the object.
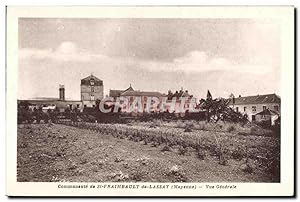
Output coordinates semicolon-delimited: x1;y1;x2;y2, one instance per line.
18;18;281;100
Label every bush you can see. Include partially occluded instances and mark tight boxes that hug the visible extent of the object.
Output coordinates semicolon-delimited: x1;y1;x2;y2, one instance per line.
161;145;171;152
219;153;228;166
227;125;235;133
178;146;187;155
184;127;192;132
130;170;144;181
241;163;253;174
231;147;244;161
167;165;189;182
197;147;206;160
217;148;229;166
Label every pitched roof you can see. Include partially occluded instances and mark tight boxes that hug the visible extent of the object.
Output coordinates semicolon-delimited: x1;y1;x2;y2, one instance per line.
120;90;163;97
255;108;280;116
124;86;134;91
81;74;103;85
229;93;280;105
109;85;134;98
109;90;124;98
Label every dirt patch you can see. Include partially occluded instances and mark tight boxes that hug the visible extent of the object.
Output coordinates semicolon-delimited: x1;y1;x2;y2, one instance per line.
17;123;278;182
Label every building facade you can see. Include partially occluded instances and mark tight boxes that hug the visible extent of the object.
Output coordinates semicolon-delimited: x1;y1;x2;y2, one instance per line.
80;74;104;108
119;90;164;113
108;86;195;115
228;93;280;121
165;89;195;115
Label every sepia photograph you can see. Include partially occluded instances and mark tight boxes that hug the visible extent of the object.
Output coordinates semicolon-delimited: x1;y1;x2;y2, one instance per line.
6;6;295;197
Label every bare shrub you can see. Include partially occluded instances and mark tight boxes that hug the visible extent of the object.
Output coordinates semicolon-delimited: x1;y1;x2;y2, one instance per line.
219;153;228;166
161;145;171;152
196;147;206;160
231;147;245;161
151;142;158;147
227;125;236;133
68;162;78;170
111;171;129;181
218;148;229;166
184;127;192;132
115;157;123;163
130;170;144;181
178;146;187;155
167;165;189;182
241;163;253;174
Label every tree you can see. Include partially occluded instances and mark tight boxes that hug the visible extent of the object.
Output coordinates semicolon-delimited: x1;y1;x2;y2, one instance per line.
202;90;248;124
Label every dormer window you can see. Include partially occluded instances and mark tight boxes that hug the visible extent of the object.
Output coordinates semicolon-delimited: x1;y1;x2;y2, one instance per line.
90;79;95;86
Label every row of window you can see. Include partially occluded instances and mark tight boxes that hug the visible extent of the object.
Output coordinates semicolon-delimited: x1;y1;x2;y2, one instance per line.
69;104;97;109
236;105;279;113
68;104;81;110
83;104;95;108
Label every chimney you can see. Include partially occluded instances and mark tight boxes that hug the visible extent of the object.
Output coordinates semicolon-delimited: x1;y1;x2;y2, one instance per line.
59;84;65;100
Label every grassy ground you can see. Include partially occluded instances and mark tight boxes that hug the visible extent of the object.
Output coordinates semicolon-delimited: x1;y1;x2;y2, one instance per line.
17;123;279;182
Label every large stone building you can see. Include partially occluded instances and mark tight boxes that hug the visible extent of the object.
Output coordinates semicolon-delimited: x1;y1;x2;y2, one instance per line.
109;85;163;113
80;74;104;108
108;86;194;114
228;93;280;122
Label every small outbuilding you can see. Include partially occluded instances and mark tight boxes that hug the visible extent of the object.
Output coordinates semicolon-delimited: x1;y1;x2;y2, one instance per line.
254;108;280;126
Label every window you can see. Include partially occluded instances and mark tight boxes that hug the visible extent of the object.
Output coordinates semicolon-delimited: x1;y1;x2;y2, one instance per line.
244;107;247;112
69;104;72;110
91;86;94;92
77;104;80;108
263;106;267;110
84;105;87;108
91;94;95;101
274;105;279;111
92;105;95;108
90;79;95;86
236;107;239;112
252;106;256;112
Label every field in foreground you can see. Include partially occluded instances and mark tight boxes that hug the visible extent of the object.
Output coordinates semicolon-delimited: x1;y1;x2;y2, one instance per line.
17;123;279;182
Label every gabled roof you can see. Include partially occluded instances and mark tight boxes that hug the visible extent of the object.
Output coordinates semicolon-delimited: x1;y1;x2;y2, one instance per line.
120;90;163;97
81;74;103;86
109;85;134;98
109;90;124;98
255;108;280;116
124;85;134;92
229;93;280;105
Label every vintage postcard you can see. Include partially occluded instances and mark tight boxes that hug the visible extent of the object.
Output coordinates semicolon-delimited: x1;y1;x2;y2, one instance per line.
6;6;295;197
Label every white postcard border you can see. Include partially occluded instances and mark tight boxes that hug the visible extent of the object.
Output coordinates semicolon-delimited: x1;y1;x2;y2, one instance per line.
6;6;295;196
